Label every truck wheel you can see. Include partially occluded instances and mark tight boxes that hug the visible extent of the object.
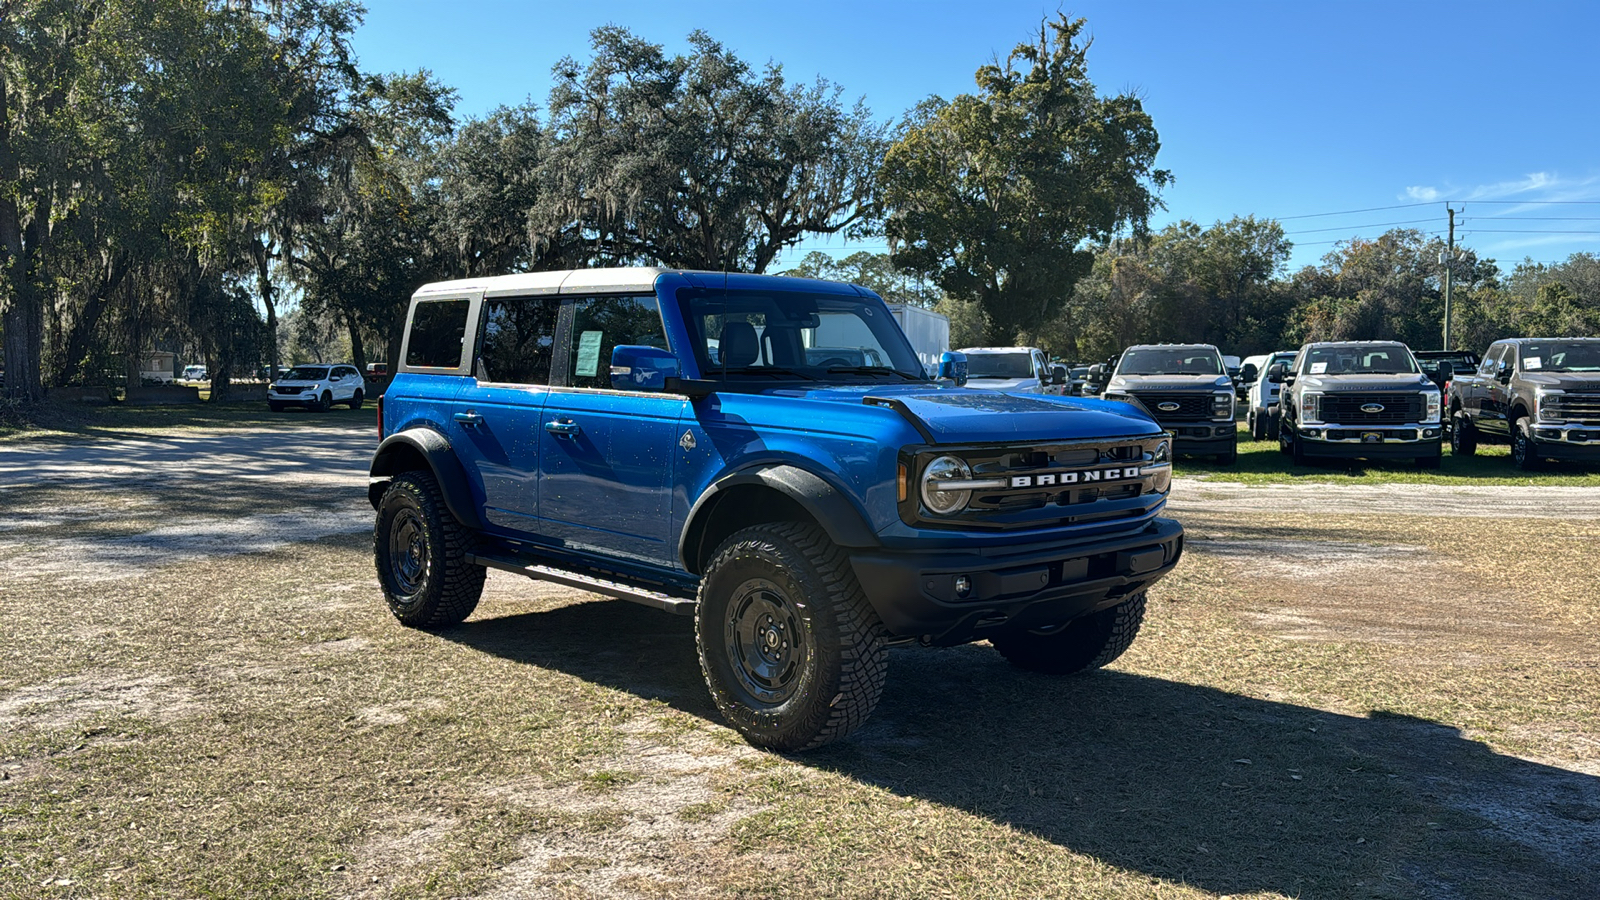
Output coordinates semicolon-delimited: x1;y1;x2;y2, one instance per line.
268;401;284;412
695;522;888;752
993;592;1147;675
1266;410;1280;440
314;391;332;412
349;388;364;409
1450;413;1477;456
1215;444;1237;465
1510;419;1542;472
1416;451;1442;469
1248;410;1262;440
374;470;484;629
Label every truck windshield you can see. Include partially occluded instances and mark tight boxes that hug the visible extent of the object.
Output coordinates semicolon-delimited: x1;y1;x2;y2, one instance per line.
1522;341;1600;372
677;289;925;383
1301;345;1418;375
966;353;1034;378
1116;348;1222;376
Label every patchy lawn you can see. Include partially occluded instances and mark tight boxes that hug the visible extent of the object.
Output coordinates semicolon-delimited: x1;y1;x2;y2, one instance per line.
1;426;1596;899
1181;437;1600;487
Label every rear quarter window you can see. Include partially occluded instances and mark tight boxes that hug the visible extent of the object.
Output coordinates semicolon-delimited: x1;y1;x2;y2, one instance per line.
406;299;472;369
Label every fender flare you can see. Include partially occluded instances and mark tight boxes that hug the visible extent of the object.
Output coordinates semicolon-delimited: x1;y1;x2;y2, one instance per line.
368;427;483;530
679;464;879;574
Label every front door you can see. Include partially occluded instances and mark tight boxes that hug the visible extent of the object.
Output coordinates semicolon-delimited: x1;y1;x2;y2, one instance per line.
537;293;686;568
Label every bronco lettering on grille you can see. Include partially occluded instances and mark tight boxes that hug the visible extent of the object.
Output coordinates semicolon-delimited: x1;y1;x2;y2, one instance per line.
1008;466;1143;489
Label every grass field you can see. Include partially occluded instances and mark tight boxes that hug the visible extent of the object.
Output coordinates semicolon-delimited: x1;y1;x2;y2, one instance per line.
1;421;1597;898
1180;437;1600;487
0;400;376;444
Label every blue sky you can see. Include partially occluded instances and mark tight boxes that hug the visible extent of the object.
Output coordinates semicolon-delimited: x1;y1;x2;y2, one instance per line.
351;0;1600;274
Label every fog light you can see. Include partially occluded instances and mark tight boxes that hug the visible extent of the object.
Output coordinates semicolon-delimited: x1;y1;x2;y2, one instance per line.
1217;423;1236;434
1423;428;1440;439
1303;428;1321;438
954;575;972;598
1537;428;1562;440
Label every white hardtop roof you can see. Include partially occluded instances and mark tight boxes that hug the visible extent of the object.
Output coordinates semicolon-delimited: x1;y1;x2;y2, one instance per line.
959;346;1040;354
413;267;682;299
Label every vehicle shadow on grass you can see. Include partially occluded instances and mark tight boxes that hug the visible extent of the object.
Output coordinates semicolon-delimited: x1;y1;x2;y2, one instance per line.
446;600;1600;900
1181;440;1600;484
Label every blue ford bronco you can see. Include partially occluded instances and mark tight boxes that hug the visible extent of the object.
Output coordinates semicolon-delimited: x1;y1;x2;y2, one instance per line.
369;269;1185;750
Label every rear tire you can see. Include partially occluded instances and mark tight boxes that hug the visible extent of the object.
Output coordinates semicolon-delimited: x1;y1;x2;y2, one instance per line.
993;593;1147;675
1450;412;1478;456
374;470;484;629
695;522;888;752
349;388;364;409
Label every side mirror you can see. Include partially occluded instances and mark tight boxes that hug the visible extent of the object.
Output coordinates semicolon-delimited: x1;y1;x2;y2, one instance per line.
936;351;968;387
1050;364;1068;385
1241;363;1259;383
1087;363;1106;382
1266;363;1287;384
610;345;680;391
1437;361;1454;381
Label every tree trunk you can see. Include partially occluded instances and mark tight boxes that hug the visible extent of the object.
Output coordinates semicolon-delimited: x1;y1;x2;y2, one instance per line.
53;253;131;387
346;310;366;373
251;237;280;377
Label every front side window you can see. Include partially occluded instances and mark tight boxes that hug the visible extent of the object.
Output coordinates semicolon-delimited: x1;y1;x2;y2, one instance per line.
1116;348;1223;376
567;295;669;390
479;295;561;385
677;289;924;384
1478;344;1505;377
406;298;472;369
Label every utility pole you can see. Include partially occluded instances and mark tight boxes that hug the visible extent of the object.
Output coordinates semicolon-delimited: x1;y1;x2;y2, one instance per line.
1441;206;1456;351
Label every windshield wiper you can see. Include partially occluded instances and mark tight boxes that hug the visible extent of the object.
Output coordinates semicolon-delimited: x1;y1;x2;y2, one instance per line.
825;366;924;381
716;366;818;381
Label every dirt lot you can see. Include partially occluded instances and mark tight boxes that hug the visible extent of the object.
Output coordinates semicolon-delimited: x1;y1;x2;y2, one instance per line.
1;421;1597;899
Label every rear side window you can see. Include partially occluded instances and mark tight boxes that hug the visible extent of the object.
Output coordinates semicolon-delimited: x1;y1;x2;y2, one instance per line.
566;295;670;390
479;295;561;385
406;299;471;369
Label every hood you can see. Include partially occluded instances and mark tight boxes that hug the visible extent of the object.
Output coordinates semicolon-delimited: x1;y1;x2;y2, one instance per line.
1109;373;1231;391
1295;373;1436;392
964;376;1041;392
761;383;1163;444
1521;372;1600;390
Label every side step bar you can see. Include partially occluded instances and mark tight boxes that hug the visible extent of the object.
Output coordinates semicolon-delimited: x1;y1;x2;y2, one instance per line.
468;550;697;616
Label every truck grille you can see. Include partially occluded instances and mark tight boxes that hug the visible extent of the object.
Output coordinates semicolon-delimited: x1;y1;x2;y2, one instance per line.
275;386;304;395
1546;392;1600;424
1321;393;1422;424
1126;392;1212;421
904;439;1168;532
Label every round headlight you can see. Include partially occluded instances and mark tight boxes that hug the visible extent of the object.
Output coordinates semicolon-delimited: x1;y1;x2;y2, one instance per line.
919;455;973;516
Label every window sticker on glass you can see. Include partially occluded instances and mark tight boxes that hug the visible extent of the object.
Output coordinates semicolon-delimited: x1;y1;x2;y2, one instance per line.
1310;362;1328;374
576;330;603;377
1524;356;1542;370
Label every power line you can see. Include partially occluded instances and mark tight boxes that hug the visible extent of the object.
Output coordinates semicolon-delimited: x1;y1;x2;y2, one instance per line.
1273;201;1439;221
1460;229;1600;235
1283;217;1439;235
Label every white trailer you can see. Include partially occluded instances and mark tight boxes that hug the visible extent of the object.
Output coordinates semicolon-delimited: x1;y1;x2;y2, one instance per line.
885;303;950;375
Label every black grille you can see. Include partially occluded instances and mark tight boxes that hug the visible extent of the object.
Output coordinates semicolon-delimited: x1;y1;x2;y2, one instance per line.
1326;429;1418;441
275;386;304;395
910;440;1161;531
1128;391;1213;422
1546;392;1600;424
1320;393;1422;424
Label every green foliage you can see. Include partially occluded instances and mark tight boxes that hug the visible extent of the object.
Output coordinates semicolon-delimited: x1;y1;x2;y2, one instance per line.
539;27;885;273
880;15;1170;346
779;251;943;307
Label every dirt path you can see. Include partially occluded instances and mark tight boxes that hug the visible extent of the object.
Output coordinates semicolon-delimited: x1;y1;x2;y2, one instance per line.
1170;476;1600;518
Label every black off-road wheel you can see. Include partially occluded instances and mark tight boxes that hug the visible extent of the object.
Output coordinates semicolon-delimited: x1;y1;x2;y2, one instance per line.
349;388;364;409
992;592;1147;675
1266;409;1280;440
695;522;888;752
1510;419;1542;471
1249;410;1265;441
374;470;484;629
1450;412;1477;456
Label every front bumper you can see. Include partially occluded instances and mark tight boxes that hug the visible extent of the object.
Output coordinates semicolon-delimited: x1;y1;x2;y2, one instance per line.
1167;422;1235;454
849;517;1184;645
1528;424;1600;460
1298;422;1442;458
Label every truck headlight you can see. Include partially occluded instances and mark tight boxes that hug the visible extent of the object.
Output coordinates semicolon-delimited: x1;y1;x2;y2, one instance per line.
1300;391;1322;425
920;455;974;516
1537;389;1564;423
1212;390;1234;419
1424;390;1441;424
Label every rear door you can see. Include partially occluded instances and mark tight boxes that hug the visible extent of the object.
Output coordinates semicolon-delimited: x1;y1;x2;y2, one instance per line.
1472;343;1509;434
453;292;563;535
537;293;686;568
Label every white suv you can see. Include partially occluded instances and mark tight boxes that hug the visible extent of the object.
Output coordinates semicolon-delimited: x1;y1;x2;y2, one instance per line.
268;364;366;412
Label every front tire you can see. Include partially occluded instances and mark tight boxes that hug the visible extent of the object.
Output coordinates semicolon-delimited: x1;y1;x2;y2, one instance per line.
268;401;284;412
993;593;1147;675
374;470;484;629
695;522;888;752
1511;419;1542;471
1249;410;1264;440
1215;443;1237;465
349;388;364;409
313;391;332;413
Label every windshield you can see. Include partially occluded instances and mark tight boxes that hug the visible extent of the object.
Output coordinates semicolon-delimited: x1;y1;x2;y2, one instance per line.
1116;348;1223;376
677;289;925;383
1521;341;1600;373
965;352;1034;379
1300;345;1418;375
282;367;328;381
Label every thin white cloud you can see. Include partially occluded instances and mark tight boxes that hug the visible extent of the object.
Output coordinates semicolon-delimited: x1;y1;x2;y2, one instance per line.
1406;185;1441;201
